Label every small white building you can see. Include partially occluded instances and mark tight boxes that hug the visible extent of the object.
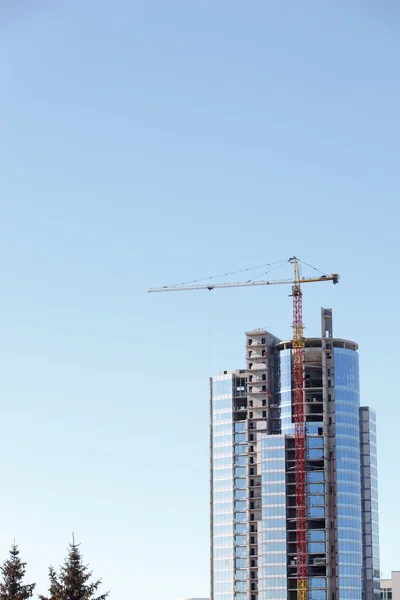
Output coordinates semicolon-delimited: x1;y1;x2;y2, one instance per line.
381;572;400;599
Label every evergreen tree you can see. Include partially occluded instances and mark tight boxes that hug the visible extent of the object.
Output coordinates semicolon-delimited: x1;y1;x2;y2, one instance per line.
0;543;35;600
39;539;108;600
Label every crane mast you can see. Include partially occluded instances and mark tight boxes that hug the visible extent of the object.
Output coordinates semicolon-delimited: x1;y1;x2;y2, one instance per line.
291;258;307;600
148;257;339;600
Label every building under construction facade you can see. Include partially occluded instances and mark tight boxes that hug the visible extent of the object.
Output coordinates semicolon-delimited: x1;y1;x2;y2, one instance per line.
210;308;379;600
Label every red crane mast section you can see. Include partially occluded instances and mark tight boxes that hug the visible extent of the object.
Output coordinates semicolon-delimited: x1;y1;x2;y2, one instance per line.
292;275;307;600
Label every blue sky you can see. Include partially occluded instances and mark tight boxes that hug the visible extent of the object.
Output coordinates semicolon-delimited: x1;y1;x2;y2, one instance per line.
1;1;399;597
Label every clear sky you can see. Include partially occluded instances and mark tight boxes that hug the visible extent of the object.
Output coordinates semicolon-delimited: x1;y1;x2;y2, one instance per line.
1;1;399;598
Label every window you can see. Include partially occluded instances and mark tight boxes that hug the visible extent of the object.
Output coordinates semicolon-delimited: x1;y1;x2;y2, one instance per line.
261;338;266;344
249;363;253;370
262;374;266;381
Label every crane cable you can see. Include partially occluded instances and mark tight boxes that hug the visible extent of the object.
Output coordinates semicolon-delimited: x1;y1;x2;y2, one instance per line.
165;258;290;288
245;258;291;283
163;257;329;289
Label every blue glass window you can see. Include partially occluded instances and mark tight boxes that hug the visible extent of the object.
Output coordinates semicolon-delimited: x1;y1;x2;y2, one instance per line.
213;379;232;396
309;578;326;589
236;558;246;568
235;512;246;522
234;477;246;488
234;422;246;433
307;471;324;483
308;506;324;518
236;581;247;591
235;489;246;500
235;535;246;546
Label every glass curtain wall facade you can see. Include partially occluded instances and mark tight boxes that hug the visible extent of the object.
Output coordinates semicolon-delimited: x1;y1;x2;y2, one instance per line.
334;348;363;599
210;309;379;600
261;435;287;599
211;375;234;600
360;407;380;600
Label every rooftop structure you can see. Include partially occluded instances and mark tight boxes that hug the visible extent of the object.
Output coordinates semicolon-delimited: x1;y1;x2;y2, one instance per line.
381;573;400;600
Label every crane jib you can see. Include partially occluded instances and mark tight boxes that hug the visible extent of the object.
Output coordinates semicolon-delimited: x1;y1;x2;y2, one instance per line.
147;274;339;293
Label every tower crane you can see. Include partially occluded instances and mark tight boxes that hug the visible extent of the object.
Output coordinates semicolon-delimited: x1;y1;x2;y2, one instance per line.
148;257;339;600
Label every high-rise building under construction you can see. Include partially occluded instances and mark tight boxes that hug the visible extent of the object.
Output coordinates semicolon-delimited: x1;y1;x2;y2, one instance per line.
210;308;379;600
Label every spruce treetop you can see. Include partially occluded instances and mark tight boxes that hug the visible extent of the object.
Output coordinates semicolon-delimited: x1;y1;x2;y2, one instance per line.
0;543;35;600
39;540;109;600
